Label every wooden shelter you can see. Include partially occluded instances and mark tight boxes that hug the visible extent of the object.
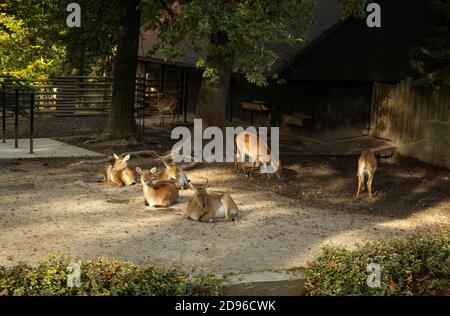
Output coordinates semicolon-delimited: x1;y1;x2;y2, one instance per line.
137;0;445;141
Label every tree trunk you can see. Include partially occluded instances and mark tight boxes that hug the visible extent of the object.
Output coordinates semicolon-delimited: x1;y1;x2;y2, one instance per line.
102;0;141;140
195;33;233;131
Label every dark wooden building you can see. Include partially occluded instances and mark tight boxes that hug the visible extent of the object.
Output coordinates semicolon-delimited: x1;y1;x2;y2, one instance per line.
137;0;436;139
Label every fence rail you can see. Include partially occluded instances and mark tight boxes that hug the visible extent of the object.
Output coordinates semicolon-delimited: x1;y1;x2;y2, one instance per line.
370;78;450;144
0;76;182;117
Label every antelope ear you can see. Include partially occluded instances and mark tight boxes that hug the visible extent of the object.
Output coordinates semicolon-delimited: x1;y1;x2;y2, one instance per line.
113;154;119;159
150;167;157;174
188;181;195;190
136;167;142;175
123;154;130;163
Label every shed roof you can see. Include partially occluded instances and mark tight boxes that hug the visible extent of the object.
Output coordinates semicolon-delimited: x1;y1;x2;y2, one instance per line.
138;0;343;73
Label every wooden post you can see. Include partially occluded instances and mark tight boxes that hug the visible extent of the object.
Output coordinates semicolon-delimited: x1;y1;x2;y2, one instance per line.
2;83;5;143
228;76;234;123
182;68;187;123
14;88;19;148
369;82;377;137
159;64;164;93
271;82;278;128
29;92;34;154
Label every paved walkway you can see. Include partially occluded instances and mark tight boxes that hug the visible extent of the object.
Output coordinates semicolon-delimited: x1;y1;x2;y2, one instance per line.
0;138;103;159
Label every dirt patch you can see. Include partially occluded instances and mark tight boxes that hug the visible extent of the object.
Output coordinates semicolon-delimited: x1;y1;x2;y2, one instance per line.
0;153;448;275
0;118;448;274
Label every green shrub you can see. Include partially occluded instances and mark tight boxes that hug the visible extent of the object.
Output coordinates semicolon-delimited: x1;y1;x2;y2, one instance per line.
0;255;220;296
305;235;450;296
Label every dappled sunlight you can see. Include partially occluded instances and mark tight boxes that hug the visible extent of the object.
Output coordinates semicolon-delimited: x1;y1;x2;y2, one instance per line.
1;150;448;274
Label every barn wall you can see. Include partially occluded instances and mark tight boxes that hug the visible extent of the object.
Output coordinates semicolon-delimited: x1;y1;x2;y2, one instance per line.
227;79;372;139
230;77;273;124
282;0;434;82
186;69;202;113
275;81;372;139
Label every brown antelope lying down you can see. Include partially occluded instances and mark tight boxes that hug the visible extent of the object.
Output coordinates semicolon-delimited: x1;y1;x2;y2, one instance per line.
235;131;282;178
136;167;179;207
356;149;377;199
185;180;240;223
153;159;190;190
156;93;178;127
98;154;136;186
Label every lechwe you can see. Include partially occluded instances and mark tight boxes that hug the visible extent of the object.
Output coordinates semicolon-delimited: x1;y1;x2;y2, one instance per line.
153;158;190;190
185;180;240;223
98;154;136;186
136;167;179;207
356;150;377;199
234;131;282;178
156;93;178;127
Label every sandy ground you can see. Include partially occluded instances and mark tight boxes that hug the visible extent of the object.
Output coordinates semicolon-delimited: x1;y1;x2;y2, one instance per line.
1;156;449;276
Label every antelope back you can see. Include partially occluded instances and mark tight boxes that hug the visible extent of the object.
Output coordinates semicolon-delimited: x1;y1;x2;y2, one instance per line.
358;150;377;174
157;95;177;110
235;132;272;163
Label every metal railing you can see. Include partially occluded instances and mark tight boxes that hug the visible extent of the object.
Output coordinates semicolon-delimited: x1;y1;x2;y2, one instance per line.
1;85;35;153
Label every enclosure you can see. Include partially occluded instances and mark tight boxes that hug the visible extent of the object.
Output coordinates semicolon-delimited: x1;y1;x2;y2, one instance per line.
1;0;449;298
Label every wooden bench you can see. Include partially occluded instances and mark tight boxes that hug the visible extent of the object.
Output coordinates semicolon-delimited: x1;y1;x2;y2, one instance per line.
241;101;272;124
283;113;312;129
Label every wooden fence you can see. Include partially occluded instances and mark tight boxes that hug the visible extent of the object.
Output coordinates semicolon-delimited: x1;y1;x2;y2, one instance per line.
370;78;450;144
0;76;164;117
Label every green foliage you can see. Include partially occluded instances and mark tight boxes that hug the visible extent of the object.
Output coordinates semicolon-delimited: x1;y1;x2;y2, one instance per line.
146;0;316;86
305;235;450;296
415;0;450;88
0;0;126;78
335;0;369;19
0;255;220;296
0;4;65;78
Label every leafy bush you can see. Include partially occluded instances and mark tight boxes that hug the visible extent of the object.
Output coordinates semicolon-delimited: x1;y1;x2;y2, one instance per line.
305;235;450;296
0;255;220;296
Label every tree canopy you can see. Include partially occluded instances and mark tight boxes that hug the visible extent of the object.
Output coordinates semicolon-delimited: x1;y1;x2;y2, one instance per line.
415;0;450;88
147;0;315;86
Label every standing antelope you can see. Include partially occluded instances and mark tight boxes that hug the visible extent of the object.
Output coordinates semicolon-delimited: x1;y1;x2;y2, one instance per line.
156;93;178;127
356;150;377;199
185;180;240;223
98;154;136;186
234;131;282;178
136;167;179;207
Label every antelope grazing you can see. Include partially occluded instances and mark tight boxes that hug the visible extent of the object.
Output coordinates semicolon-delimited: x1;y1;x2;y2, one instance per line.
156;93;178;127
235;131;282;178
98;154;136;186
136;167;179;207
356;150;377;199
153;159;190;190
185;180;240;223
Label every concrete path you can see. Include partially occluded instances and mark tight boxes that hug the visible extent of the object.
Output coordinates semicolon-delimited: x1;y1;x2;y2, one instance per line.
0;138;103;159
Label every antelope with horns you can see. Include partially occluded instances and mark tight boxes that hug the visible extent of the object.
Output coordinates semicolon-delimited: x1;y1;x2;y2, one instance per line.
136;167;179;207
98;154;136;186
234;131;282;178
153;158;190;190
356;150;377;199
156;93;178;127
185;179;240;223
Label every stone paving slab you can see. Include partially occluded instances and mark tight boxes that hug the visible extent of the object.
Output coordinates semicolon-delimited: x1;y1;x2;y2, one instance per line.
0;138;103;159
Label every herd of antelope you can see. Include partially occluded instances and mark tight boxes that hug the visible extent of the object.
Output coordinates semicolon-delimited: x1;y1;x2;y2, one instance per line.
98;131;378;223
